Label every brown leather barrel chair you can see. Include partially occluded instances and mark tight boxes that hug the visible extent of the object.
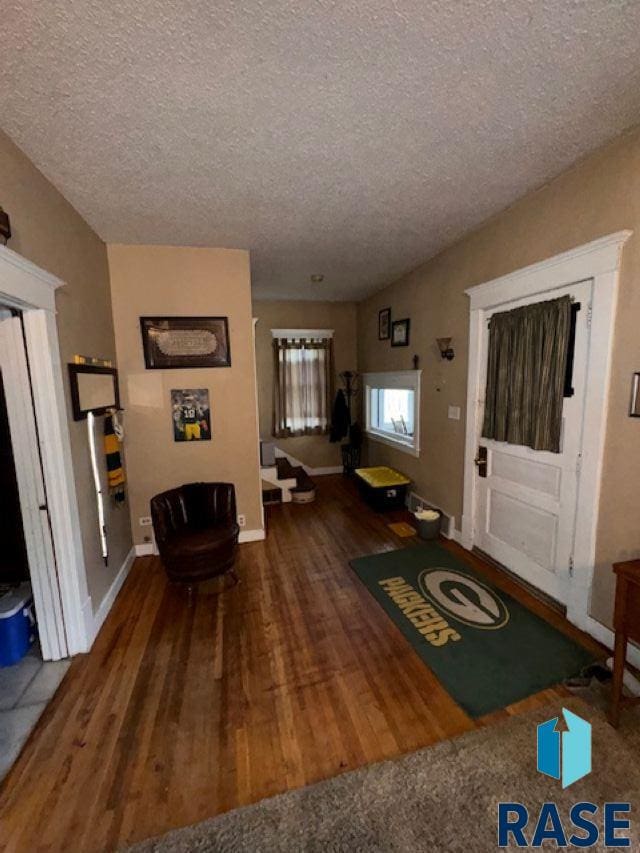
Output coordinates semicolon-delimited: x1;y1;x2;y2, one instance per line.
150;482;240;587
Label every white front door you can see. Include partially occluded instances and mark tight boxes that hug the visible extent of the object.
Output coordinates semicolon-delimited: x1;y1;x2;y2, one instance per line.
0;314;68;659
473;279;592;605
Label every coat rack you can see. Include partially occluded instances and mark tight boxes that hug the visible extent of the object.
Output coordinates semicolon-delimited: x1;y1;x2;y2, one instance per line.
339;370;359;424
338;371;361;474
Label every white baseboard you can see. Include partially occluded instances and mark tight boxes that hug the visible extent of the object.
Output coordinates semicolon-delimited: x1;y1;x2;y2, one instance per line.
135;529;265;553
572;612;640;669
90;546;136;644
308;465;343;475
83;527;265;651
452;534;640;668
459;515;474;550
239;528;266;543
448;527;464;545
80;596;94;654
274;447;342;476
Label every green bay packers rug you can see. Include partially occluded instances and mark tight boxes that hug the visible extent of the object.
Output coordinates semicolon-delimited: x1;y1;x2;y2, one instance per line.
350;543;595;718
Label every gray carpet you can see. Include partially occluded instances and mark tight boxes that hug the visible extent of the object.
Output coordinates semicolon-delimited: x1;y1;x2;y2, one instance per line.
128;699;640;852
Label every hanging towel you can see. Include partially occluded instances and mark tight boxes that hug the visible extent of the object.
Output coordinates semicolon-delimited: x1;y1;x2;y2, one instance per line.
329;389;350;443
111;409;124;442
104;414;126;504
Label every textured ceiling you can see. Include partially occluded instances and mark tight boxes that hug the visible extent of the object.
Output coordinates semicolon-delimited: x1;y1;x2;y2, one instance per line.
2;2;640;300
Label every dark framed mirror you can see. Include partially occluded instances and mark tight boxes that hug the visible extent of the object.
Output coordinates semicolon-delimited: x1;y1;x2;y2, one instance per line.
68;364;120;421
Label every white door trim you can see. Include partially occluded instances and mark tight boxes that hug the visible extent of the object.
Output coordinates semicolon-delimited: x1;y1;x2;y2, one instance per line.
462;231;632;650
0;318;67;660
0;245;90;657
252;318;266;535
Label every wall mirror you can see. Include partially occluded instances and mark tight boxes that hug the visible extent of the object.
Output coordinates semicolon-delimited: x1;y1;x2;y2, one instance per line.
631;372;640;418
68;364;120;421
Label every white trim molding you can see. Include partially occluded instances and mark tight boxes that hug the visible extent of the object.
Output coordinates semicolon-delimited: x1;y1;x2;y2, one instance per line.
90;547;136;643
465;231;632;313
461;231;632;653
136;528;266;552
273;447;342;476
364;429;421;458
252;318;266;533
0;246;92;658
583;616;640;670
0;245;62;312
239;528;266;543
23;310;90;655
0;317;68;660
270;328;334;339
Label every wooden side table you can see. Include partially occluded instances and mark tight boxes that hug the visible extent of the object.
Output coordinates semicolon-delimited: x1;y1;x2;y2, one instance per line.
608;559;640;727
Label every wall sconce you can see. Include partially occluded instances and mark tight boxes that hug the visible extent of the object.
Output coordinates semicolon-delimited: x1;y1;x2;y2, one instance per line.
0;206;11;246
436;337;455;360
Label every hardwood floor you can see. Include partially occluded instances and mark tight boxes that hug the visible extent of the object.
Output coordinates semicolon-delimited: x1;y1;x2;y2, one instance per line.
0;475;603;852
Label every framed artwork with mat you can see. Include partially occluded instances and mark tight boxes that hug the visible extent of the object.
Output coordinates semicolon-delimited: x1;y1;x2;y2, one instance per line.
140;316;231;369
391;318;410;347
378;308;391;340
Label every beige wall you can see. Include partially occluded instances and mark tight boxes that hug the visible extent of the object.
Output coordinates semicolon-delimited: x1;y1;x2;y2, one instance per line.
253;300;358;469
0;129;132;615
108;244;263;545
358;125;640;630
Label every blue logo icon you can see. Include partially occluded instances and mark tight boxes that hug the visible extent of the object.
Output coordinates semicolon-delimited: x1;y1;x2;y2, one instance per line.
537;707;591;788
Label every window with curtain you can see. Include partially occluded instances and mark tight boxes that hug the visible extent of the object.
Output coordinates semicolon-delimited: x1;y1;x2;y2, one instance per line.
482;295;572;453
272;331;333;437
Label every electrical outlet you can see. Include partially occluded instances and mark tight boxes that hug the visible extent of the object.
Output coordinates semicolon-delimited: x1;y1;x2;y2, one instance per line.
448;405;461;421
237;514;246;527
139;516;152;527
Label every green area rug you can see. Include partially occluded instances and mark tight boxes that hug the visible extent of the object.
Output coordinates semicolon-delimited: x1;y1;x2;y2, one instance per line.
350;543;595;717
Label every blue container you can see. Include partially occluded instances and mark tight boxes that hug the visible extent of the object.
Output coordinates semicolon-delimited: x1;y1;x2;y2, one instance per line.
0;583;35;667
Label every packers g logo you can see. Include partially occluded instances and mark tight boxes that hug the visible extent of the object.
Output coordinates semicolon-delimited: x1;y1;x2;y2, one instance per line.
418;568;509;630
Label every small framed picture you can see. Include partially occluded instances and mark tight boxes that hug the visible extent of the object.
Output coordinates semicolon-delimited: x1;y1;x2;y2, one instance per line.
378;308;391;340
171;389;211;441
630;372;640;417
391;318;410;347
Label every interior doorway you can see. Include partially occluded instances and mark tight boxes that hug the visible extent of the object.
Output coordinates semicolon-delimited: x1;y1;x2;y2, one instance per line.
0;366;29;586
0;245;91;660
0;312;68;658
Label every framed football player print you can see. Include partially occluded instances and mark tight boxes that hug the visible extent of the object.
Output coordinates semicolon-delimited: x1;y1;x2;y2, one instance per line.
171;389;211;441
